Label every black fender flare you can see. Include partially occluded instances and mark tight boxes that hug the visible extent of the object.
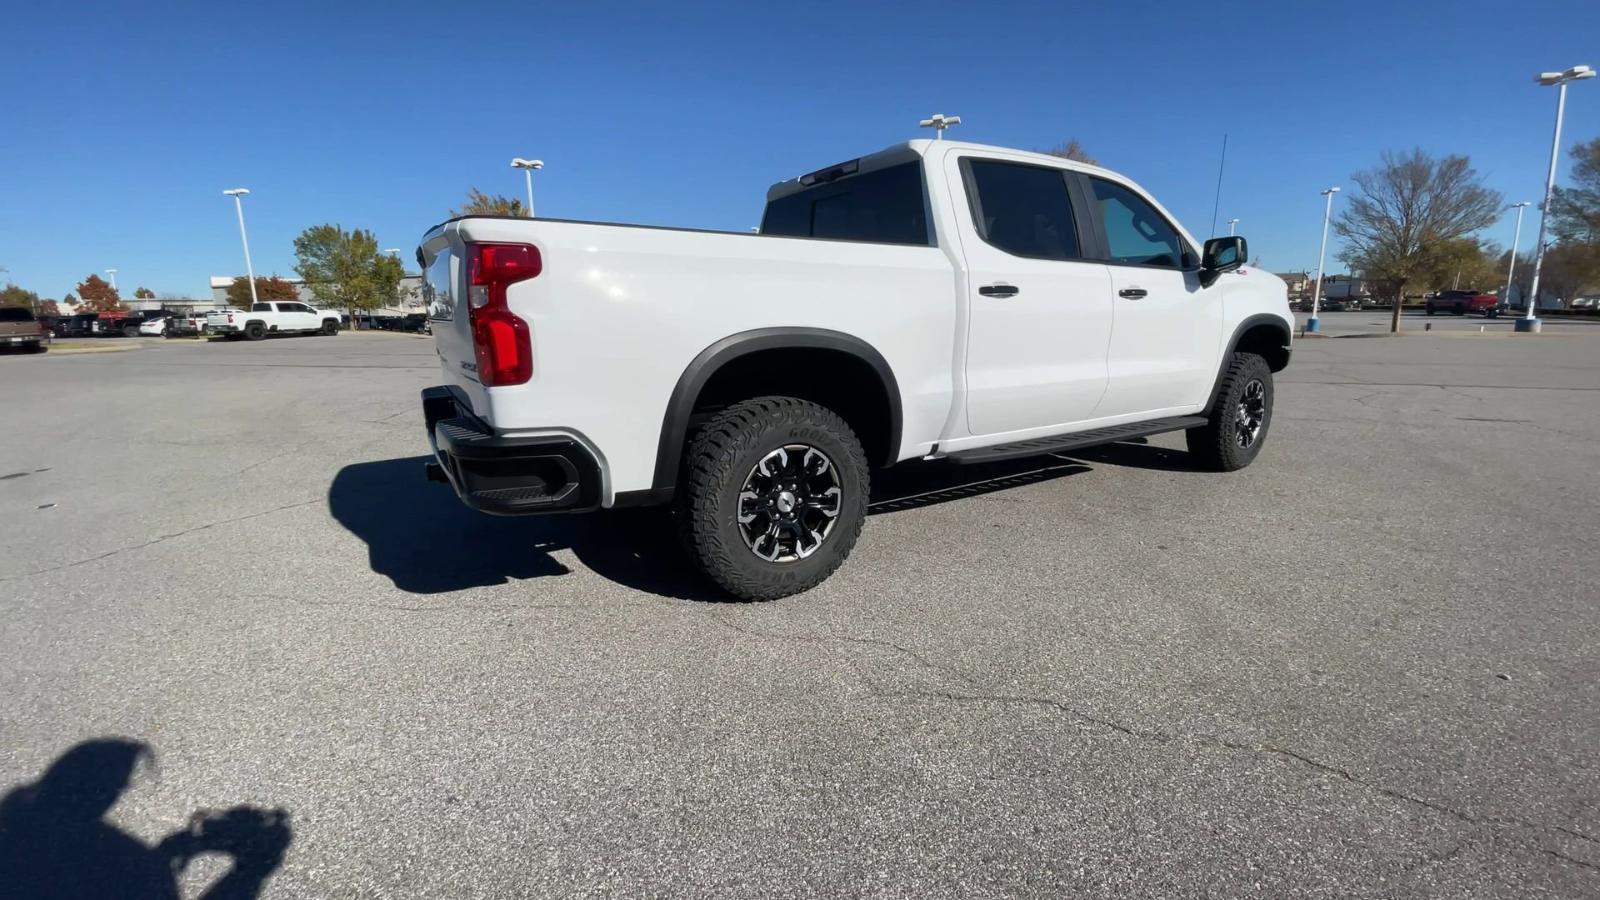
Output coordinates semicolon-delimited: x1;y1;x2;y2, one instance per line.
650;327;903;492
1201;314;1292;415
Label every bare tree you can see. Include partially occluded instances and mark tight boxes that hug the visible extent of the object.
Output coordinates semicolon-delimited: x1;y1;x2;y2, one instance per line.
1042;139;1097;166
1334;150;1502;332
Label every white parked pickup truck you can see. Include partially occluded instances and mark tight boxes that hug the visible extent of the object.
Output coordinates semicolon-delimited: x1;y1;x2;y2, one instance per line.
207;302;341;340
417;139;1292;600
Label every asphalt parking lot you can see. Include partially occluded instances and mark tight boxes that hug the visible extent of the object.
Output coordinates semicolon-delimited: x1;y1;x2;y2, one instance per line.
2;332;1597;898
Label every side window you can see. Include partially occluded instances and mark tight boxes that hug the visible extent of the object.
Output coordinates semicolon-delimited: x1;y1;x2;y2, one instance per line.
965;160;1081;260
1091;178;1186;268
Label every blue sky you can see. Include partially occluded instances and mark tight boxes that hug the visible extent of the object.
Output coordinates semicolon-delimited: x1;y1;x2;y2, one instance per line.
3;0;1598;299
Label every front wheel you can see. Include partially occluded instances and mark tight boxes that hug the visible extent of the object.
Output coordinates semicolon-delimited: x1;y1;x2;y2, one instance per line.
321;320;338;335
1425;306;1436;316
1187;353;1274;472
679;397;869;601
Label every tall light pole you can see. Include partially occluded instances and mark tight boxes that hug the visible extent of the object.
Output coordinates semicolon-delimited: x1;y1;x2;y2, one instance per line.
919;113;961;140
1520;65;1595;333
1503;202;1531;308
1227;218;1240;236
222;188;258;307
104;268;117;291
510;158;543;217
1307;187;1340;334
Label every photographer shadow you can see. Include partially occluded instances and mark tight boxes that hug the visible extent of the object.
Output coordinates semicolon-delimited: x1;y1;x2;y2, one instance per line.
0;738;291;900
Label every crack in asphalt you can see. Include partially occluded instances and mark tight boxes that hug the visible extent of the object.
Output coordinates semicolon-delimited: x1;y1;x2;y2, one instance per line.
1543;848;1600;873
708;613;978;687
865;686;1599;862
0;497;323;582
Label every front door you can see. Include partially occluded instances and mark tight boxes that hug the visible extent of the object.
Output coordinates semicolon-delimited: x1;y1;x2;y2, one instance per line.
946;152;1115;437
1086;177;1224;418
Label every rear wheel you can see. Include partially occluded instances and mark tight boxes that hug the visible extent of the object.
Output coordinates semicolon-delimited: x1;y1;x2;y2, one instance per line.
1187;353;1274;472
244;321;266;341
1454;303;1466;316
123;324;140;337
679;397;869;601
1425;305;1435;316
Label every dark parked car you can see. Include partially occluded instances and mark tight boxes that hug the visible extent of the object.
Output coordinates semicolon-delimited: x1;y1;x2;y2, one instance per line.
1426;290;1500;317
58;313;108;337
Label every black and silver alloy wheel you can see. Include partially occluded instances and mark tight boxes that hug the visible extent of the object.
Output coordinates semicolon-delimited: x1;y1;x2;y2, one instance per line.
679;396;869;601
1236;379;1266;449
1186;351;1273;472
737;444;843;562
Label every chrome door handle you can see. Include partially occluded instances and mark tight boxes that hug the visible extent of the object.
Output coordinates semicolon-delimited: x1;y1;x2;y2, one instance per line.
1119;288;1148;299
979;283;1019;298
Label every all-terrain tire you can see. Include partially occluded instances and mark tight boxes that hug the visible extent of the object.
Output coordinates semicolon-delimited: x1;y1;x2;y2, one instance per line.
1186;352;1274;472
244;321;266;341
679;397;870;601
321;319;339;335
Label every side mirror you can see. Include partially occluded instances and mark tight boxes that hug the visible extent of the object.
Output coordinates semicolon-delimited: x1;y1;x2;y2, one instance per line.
1200;236;1247;287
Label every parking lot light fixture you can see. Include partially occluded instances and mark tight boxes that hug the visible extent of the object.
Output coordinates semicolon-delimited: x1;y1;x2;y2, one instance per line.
919;113;961;140
1520;65;1594;334
222;188;259;307
1307;187;1339;334
510;158;543;217
104;268;117;291
1503;202;1531;306
1227;218;1240;236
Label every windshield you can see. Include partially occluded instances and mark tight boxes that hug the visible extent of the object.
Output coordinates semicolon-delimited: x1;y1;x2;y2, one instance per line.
0;307;35;322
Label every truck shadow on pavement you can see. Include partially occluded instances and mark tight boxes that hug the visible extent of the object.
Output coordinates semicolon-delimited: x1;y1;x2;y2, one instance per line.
0;738;292;900
329;454;1106;600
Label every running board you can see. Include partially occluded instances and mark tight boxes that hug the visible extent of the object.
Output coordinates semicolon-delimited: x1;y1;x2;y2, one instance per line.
947;416;1209;465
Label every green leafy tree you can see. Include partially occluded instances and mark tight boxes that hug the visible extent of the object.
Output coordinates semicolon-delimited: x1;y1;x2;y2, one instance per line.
75;274;124;312
450;188;526;218
1417;237;1502;294
1334;149;1502;332
133;286;156;299
1;283;42;312
226;275;301;308
1041;139;1097;165
60;292;77;309
292;225;403;321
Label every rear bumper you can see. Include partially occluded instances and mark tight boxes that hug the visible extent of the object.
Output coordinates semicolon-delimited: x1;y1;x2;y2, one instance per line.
421;385;603;515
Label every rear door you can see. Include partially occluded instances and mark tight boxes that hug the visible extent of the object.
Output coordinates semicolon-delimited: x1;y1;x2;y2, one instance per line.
1083;176;1223;418
946;153;1115;436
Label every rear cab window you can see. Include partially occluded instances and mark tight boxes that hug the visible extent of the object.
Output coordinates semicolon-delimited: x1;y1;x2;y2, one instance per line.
761;160;931;246
0;307;36;322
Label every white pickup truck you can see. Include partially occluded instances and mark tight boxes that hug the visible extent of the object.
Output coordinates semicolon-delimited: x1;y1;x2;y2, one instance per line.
207;301;341;340
417;139;1292;600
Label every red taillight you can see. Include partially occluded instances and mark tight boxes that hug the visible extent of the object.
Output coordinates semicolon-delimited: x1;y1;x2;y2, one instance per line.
466;242;540;386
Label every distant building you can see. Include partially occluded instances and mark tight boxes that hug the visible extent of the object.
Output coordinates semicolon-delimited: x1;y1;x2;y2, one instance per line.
1320;275;1369;300
1274;272;1311;297
207;275;424;316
